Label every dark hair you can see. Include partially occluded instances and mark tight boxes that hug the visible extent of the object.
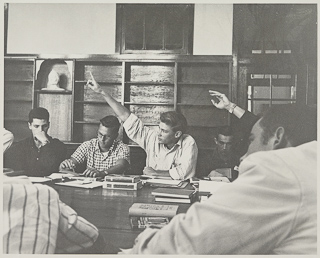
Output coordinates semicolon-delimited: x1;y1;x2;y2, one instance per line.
160;111;188;134
28;107;50;123
217;126;233;137
100;115;120;133
259;104;317;147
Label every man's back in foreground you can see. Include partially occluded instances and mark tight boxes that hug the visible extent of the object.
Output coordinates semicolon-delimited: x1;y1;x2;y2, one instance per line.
125;104;317;254
128;141;316;254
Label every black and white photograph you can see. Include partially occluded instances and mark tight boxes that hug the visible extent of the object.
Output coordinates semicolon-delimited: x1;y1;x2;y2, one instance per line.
2;0;318;255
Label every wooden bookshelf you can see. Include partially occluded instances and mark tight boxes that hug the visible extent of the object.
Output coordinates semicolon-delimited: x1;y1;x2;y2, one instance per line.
4;58;35;142
4;55;233;174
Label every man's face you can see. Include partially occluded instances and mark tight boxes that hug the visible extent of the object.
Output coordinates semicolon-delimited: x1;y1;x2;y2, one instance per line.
97;124;118;150
240;119;275;161
28;119;49;137
158;122;179;145
215;134;233;159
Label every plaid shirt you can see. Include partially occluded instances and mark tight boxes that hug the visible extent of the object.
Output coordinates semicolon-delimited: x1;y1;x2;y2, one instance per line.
71;138;130;172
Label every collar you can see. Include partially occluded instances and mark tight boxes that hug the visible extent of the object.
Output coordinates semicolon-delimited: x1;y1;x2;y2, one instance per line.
94;138;118;154
163;135;183;150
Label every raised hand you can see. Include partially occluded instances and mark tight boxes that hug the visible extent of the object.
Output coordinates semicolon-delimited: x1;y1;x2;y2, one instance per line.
208;90;231;110
86;71;104;94
34;131;50;146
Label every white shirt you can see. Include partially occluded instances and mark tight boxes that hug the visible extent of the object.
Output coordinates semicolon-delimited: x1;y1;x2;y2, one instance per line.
128;141;317;254
123;113;198;180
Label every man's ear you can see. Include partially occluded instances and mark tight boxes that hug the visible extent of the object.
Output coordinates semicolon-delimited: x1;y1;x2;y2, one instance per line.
28;122;32;130
174;131;182;139
273;127;288;149
214;137;218;145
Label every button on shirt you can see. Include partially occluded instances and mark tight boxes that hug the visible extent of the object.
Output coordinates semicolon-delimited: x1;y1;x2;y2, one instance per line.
123;113;198;180
71;138;130;171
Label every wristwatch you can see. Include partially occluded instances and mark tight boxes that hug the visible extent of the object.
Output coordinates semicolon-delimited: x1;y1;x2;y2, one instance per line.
228;103;237;114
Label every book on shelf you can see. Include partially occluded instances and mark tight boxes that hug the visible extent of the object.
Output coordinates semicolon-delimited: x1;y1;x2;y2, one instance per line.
129;216;170;230
103;180;143;191
104;174;141;183
129;203;179;218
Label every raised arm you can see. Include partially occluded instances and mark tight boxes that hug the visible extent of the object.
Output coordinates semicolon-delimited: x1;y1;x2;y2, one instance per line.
209;90;245;119
87;72;130;122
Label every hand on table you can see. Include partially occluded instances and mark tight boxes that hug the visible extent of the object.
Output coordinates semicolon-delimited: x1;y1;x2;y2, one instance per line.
82;167;106;178
143;167;157;176
59;158;76;171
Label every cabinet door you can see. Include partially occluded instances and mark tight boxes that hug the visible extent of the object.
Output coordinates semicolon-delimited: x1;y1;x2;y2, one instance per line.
124;62;175;145
177;62;231;149
4;59;34;141
73;61;123;143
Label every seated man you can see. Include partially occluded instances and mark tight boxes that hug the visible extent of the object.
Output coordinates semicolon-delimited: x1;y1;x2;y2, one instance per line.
3;174;106;254
59;115;130;178
124;104;317;254
86;72;198;180
206;127;239;181
4;108;67;176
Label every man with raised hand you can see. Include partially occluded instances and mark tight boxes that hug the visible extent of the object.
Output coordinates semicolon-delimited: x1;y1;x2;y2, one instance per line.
86;72;198;180
209;90;259;159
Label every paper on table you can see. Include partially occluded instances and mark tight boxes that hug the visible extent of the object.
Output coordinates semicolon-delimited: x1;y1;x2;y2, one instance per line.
55;180;104;189
199;180;228;194
48;172;76;179
28;177;52;183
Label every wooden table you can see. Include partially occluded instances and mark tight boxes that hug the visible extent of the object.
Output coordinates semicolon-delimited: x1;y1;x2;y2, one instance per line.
51;183;192;250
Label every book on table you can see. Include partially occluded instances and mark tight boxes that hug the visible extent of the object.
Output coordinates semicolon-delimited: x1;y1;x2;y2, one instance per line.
129;216;170;230
154;196;195;204
104;174;141;183
103;180;143;191
129;203;179;217
128;203;178;230
151;188;196;198
151;188;197;203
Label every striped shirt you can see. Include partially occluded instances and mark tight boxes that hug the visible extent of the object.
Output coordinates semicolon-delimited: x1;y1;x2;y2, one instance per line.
71;138;130;172
3;176;99;254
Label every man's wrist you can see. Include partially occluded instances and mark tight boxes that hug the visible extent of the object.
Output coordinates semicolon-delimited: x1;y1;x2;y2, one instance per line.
227;103;237;113
41;139;50;147
101;171;108;177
